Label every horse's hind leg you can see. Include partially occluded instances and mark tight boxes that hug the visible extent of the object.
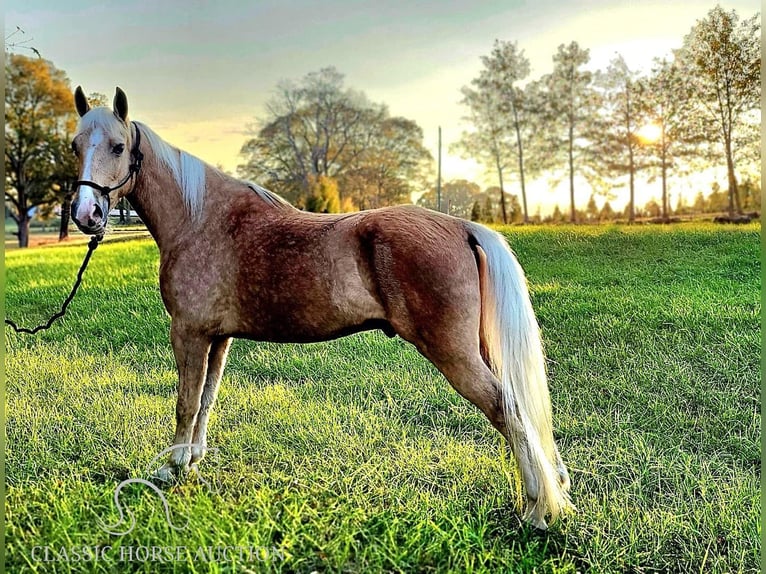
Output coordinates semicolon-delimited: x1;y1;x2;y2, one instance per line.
425;351;546;526
191;337;232;464
155;323;211;481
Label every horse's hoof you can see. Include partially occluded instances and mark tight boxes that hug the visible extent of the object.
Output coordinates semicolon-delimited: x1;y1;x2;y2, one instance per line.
523;504;548;531
190;445;206;464
152;464;181;485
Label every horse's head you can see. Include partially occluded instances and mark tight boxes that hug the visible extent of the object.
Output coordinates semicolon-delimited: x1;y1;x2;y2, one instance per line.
71;86;141;235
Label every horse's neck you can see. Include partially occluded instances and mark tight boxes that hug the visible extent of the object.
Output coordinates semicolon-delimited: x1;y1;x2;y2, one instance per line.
128;151;196;251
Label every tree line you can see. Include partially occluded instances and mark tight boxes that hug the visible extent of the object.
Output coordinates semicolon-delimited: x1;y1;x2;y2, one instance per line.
452;6;760;224
417;176;761;225
5;6;760;247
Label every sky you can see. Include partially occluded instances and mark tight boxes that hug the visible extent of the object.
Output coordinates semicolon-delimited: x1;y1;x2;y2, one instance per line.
5;0;761;214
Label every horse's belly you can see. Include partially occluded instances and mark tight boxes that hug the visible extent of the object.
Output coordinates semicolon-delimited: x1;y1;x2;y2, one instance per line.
232;260;387;343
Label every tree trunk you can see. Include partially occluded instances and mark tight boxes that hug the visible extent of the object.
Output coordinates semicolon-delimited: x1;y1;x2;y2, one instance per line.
496;157;508;224
626;99;635;223
568;124;576;223
512;104;528;224
661;126;668;220
724;136;741;215
17;215;30;248
59;192;73;241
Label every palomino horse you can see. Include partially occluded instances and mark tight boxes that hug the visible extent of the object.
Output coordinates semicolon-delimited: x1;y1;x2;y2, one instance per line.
70;87;572;529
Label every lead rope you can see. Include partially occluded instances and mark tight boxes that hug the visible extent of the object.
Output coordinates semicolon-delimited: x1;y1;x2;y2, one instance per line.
5;235;102;335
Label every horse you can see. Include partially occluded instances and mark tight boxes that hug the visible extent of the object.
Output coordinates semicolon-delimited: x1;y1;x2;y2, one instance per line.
69;87;573;529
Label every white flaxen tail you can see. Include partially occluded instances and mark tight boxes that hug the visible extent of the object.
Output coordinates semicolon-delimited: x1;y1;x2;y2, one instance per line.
467;222;573;528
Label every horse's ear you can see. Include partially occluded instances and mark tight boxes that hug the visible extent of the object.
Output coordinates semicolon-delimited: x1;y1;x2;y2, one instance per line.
74;86;90;117
113;87;129;123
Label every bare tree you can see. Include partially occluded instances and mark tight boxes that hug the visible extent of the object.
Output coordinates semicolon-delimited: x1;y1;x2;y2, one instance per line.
678;6;761;216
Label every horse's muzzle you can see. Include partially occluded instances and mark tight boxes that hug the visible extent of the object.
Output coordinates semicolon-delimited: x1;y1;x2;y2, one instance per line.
71;197;109;236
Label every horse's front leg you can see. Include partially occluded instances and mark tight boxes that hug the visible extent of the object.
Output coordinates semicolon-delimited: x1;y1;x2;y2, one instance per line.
155;323;211;481
191;337;232;465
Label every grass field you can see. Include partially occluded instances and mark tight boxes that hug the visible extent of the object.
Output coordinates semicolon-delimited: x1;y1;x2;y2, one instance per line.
5;222;761;573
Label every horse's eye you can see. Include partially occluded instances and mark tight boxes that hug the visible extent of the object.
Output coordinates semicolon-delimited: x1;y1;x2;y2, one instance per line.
71;141;79;157
112;143;125;155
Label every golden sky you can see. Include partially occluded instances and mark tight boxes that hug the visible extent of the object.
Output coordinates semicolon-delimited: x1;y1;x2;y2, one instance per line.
6;0;760;212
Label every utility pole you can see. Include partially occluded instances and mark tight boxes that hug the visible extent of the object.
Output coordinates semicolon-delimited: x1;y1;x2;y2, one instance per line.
437;126;442;212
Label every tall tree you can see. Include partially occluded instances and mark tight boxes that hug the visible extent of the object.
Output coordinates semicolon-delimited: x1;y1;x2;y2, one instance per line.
239;67;430;209
5;53;76;247
594;55;649;222
636;58;700;220
417;179;481;218
540;42;600;223
478;41;535;223
453;83;511;223
454;40;541;223
678;6;761;215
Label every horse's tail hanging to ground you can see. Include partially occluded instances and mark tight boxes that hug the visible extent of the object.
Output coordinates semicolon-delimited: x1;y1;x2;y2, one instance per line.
466;222;572;525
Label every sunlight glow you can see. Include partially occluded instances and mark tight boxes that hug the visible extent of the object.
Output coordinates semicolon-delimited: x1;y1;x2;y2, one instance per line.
636;122;662;144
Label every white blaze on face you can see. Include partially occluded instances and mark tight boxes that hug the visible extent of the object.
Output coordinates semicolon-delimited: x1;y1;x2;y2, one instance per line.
74;127;106;226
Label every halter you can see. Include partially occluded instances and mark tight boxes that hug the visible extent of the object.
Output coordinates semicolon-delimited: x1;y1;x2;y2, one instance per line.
73;121;144;199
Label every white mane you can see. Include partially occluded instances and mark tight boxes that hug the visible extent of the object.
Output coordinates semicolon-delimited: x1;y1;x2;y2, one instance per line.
80;109;289;219
135;122;291;215
133;121;207;220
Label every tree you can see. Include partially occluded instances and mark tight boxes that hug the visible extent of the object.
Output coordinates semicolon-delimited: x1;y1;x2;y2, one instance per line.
678;6;761;215
305;175;340;213
540;42;601;223
239;67;431;210
636;58;700;220
418;179;481;218
454;41;544;224
479;41;534;222
5;53;76;247
344;116;432;209
594;55;650;222
453;83;512;223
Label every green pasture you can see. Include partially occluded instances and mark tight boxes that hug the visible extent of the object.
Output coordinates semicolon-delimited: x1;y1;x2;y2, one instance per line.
4;222;761;573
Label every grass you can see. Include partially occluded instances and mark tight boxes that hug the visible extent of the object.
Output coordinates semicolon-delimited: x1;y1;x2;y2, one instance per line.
4;222;761;573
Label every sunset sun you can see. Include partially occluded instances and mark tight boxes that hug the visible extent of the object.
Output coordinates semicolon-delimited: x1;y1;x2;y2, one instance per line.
636;122;662;143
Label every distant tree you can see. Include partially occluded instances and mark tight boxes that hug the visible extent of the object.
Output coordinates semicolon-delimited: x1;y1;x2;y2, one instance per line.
454;83;512;223
636;58;700;220
483;195;496;223
540;42;601;223
585;194;599;222
644;199;661;218
550;204;564;223
418;179;481;219
738;177;761;211
305;175;340;213
706;182;729;213
470;200;482;222
594;55;650;222
5;53;76;247
345;116;432;209
692;191;707;214
678;6;761;215
239;67;431;209
599;200;616;221
479;41;536;222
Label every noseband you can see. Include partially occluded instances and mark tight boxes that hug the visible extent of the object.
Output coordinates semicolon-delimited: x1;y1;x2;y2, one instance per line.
73;122;144;199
